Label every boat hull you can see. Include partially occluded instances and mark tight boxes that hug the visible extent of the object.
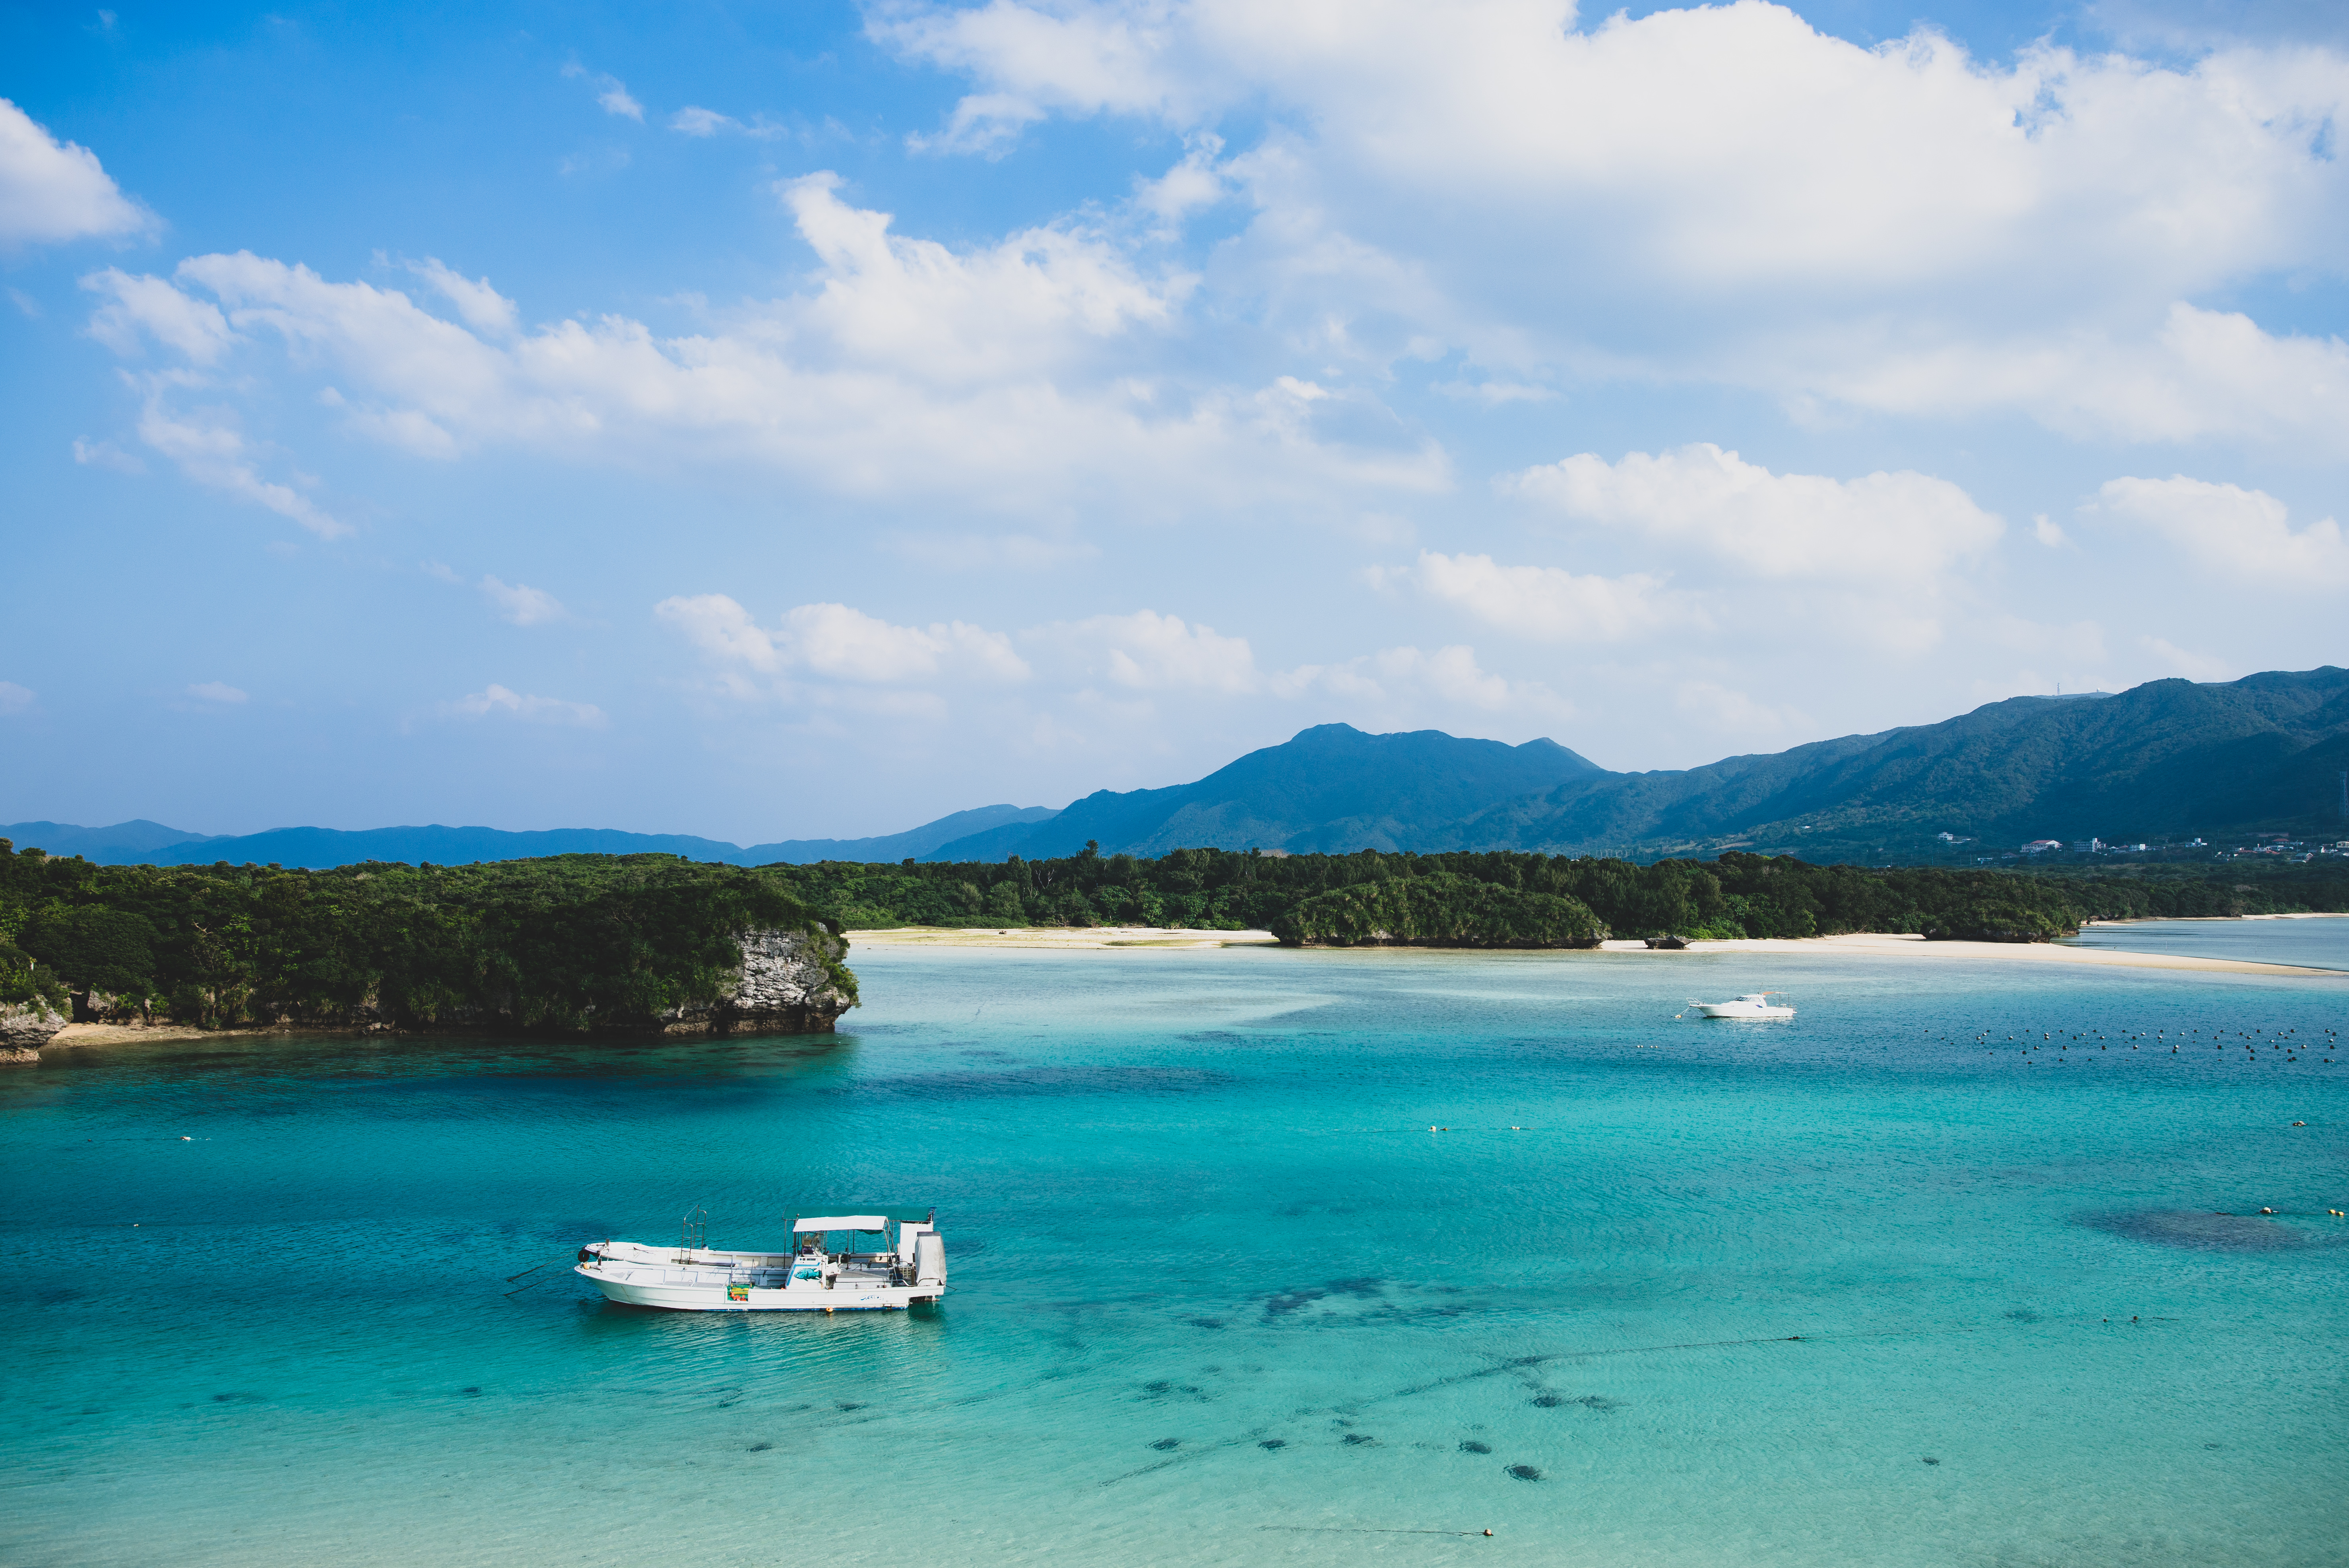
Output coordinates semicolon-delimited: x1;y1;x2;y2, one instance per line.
578;1266;940;1311
573;1240;945;1312
1691;1003;1794;1018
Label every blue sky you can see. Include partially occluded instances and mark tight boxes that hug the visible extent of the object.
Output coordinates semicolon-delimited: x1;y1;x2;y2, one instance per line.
4;0;2345;843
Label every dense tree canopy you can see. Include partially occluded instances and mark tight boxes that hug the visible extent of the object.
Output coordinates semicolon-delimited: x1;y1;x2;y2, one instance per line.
6;836;2336;1031
0;846;840;1032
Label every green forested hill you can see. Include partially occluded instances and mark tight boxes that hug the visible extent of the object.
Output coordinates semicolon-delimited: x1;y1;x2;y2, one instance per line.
1445;667;2349;861
922;725;1604;861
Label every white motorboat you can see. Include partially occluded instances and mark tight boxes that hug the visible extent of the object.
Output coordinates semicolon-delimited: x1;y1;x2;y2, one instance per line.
576;1207;945;1312
1683;992;1795;1019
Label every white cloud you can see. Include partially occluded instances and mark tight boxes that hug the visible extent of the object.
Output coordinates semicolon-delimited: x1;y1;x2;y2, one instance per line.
134;398;350;538
405;258;520;337
655;595;1031;684
448;684;607;726
1276;643;1569;722
1133;134;1226;227
2033;514;2067;547
1030;609;1259;692
0;97;151;248
1800;303;2349;448
478;576;567;626
0;680;35;716
2089;475;2349;588
76;184;1443;521
874;2;2349;444
83;267;234;362
1390;550;1675;642
1505;444;2004;583
187;681;248;704
563;65;644;121
669;106;784;140
72;436;144;473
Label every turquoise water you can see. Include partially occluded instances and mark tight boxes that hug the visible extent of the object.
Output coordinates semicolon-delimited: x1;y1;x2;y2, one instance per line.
2066;915;2349;972
5;945;2347;1567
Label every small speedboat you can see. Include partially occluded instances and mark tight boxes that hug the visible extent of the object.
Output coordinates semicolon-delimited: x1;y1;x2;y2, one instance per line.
1683;992;1794;1019
576;1207;945;1312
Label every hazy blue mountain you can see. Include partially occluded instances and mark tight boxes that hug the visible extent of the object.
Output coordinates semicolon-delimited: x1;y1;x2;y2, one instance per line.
3;805;1061;870
0;820;218;861
921;725;1606;861
146;824;756;869
745;804;1059;863
1443;666;2349;860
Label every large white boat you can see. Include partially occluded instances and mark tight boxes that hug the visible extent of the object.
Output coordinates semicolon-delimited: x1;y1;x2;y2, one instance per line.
576;1208;945;1312
1684;992;1795;1019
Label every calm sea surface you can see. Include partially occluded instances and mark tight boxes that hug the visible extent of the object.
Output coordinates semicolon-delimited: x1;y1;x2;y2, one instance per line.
2066;914;2349;972
5;942;2346;1567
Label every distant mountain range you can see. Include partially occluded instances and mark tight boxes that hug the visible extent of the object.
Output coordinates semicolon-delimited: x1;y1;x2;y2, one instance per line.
0;804;1059;871
10;667;2345;871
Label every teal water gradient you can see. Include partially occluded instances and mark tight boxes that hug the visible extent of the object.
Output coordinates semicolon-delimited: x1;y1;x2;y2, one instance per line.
5;945;2346;1567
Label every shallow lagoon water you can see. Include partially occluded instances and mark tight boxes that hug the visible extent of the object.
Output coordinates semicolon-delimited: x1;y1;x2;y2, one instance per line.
2065;914;2349;971
5;945;2346;1567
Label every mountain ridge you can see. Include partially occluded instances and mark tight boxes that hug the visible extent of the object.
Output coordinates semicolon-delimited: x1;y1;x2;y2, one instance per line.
10;667;2343;872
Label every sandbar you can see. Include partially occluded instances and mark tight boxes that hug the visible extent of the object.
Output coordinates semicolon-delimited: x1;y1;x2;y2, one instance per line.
846;925;2341;977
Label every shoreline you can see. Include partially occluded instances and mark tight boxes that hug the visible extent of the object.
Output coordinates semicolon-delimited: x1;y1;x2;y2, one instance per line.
846;925;2343;977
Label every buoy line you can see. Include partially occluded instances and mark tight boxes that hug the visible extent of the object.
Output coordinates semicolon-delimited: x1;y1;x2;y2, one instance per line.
1260;1525;1496;1537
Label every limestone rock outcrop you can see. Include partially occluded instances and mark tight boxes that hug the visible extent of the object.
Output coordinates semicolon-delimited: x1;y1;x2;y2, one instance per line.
1;999;68;1060
661;926;857;1036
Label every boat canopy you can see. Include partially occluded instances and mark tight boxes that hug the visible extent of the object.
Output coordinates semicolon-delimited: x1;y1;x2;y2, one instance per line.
788;1206;933;1232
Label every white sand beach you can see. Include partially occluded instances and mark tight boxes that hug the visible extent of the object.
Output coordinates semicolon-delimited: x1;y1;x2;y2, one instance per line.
845;925;2344;977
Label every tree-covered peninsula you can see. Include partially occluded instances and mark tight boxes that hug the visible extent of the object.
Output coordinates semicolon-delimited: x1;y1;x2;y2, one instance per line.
7;836;2338;1043
757;842;2339;946
0;845;853;1039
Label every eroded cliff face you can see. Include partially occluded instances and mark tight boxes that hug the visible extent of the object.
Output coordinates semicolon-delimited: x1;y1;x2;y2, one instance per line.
660;926;857;1036
1;1000;68;1060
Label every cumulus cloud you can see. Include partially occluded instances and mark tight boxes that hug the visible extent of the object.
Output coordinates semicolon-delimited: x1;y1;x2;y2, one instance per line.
479;576;566;626
448;684;607;726
873;0;2349;443
1504;444;2004;583
405;258;520;337
1385;550;1675;642
0;97;151;248
135;399;349;538
2088;475;2349;588
83;267;235;362
76;182;1441;521
654;592;1574;735
1798;303;2349;447
655;595;1031;684
187;681;248;704
1028;609;1260;693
